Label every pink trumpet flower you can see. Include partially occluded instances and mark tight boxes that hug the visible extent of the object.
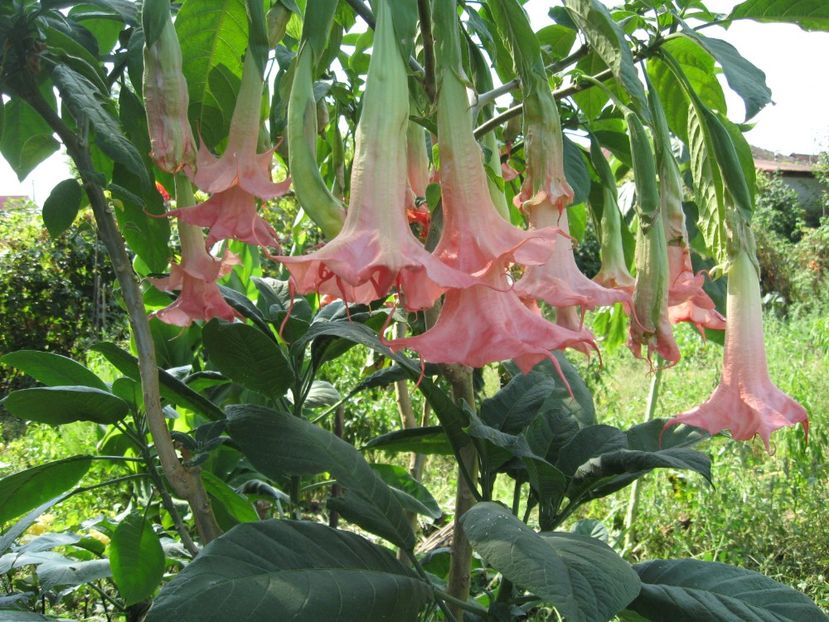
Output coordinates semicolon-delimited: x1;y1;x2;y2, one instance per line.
278;0;475;310
390;262;596;374
150;222;240;327
168;186;280;251
665;249;808;451
142;8;196;174
192;53;291;200
515;207;630;309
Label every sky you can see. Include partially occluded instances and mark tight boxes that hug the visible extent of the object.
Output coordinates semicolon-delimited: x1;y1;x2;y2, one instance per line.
2;0;828;204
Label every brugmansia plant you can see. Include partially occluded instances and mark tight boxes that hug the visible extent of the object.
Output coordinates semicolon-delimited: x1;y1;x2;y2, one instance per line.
0;0;823;620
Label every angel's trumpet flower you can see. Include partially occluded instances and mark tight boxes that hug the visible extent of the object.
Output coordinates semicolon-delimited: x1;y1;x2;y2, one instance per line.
192;52;291;200
150;224;239;327
278;0;474;310
593;188;636;292
142;1;196;174
390;262;595;374
665;249;808;451
516;208;629;309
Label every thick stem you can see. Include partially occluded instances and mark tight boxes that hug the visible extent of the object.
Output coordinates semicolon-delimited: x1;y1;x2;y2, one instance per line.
443;364;478;622
22;83;221;545
623;364;662;551
417;0;436;103
330;404;345;529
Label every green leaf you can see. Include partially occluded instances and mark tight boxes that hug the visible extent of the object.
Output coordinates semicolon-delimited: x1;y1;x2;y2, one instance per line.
0;457;92;524
563;0;649;119
52;64;149;187
646;37;726;142
3;386;129;426
177;0;247;149
110;163;171;273
201;471;259;525
202;320;292;399
460;503;578;619
681;31;771;121
0;350;107;391
0;96;60;181
142;0;170;47
481;372;558;434
110;512;165;605
0;493;72;556
564;136;590;206
363;426;453;456
630;559;829;621
729;0;829;31
303;380;340;408
37;557;111;589
227;405;415;549
371;464;441;519
146;520;433;622
301;0;338;60
91;342;225;421
0;612;73;621
573;52;610;119
42;179;83;237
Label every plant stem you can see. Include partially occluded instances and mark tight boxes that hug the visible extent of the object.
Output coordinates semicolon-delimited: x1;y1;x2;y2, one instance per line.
623;364;663;551
417;0;436;103
443;364;479;622
20;82;221;546
343;0;425;74
435;589;492;619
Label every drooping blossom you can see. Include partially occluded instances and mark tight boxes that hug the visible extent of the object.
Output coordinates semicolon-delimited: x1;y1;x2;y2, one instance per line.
168;186;280;251
390;262;595;374
628;217;680;366
515;207;630;309
150;220;240;327
142;3;196;174
278;0;475;311
405;122;432;239
592;186;635;293
555;305;595;355
664;249;808;451
192;52;291;200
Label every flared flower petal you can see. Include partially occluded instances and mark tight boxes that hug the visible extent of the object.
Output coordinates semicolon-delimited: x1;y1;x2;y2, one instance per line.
516;207;630;309
390;263;596;373
149;223;240;327
192;53;291;200
277;0;474;310
668;292;726;335
665;249;808;451
169;186;280;250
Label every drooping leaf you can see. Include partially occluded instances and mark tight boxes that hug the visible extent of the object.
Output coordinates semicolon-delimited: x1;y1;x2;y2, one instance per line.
3;386;129;426
42;179;83;237
110;512;165;605
564;135;590;206
202;320;291;399
37;558;111;589
0;494;73;556
0;457;92;524
729;0;829;31
481;372;558;434
91;342;225;421
0;351;107;391
630;559;828;622
0;96;59;181
227;405;414;549
363;427;453;456
201;471;259;525
145;521;433;622
371;464;441;519
303;380;340;409
52;64;149;187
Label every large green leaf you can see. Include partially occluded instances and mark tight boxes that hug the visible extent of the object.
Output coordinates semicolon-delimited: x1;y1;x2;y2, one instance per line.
201;470;259;525
0;96;59;181
42;178;84;237
729;0;829;31
563;0;649;118
0;351;107;391
91;342;225;421
0;457;92;524
0;494;73;556
463;502;624;622
37;557;111;589
145;520;433;622
202;320;291;399
681;31;771;120
363;426;453;456
176;0;247;149
481;372;556;433
227;405;414;549
52;64;149;187
630;559;828;621
3;386;129;426
564;136;590;206
371;464;441;519
110;511;165;605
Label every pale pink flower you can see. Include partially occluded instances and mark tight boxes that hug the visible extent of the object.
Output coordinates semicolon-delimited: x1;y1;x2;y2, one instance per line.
665;249;808;451
150;222;240;327
192;53;291;200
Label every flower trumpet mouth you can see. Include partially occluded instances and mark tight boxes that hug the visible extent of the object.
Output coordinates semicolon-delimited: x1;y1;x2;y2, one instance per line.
663;249;808;451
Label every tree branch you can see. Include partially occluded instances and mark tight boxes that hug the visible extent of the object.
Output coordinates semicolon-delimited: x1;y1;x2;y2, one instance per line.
19;79;221;546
